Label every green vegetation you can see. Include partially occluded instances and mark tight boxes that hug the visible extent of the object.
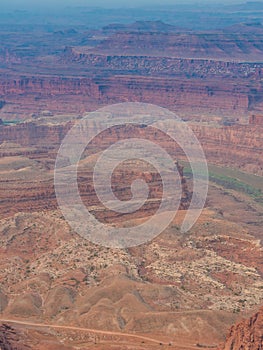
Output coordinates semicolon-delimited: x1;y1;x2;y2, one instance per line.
3;120;21;125
181;161;263;204
208;172;263;204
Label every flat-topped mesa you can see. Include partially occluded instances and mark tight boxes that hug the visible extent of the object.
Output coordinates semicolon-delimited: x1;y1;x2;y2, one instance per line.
102;20;178;33
62;46;263;80
87;30;263;61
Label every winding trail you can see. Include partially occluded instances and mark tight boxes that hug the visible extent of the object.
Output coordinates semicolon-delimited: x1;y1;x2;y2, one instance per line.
0;318;204;349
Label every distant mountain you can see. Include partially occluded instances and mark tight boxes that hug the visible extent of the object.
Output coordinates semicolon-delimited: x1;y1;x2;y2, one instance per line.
226;1;263;11
103;20;178;33
224;22;263;34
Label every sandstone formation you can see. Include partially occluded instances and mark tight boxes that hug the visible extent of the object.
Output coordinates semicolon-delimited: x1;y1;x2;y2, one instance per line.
222;306;263;350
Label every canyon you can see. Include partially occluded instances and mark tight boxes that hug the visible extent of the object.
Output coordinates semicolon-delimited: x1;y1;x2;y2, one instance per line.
0;117;262;176
0;112;262;349
0;5;262;349
1;23;263;120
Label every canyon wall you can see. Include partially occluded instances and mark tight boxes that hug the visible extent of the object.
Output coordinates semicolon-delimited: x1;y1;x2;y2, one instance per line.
1;26;263;121
191;124;263;175
0;122;190;219
63;46;263;79
0;74;252;120
0;120;262;175
0;121;72;147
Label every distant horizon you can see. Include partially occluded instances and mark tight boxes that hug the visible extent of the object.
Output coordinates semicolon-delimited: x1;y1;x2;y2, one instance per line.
1;0;257;10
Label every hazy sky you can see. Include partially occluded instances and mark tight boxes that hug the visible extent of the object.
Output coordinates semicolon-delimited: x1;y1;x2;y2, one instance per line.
1;0;246;9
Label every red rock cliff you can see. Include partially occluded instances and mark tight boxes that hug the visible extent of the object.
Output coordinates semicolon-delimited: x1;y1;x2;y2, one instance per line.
221;306;263;350
0;74;251;119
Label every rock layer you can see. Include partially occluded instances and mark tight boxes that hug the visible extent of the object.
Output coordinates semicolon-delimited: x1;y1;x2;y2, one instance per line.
0;120;262;175
0;74;252;119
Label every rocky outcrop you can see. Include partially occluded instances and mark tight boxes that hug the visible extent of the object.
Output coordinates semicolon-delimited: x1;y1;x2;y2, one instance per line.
222;306;263;350
62;46;263;79
0;324;29;350
0;121;73;147
0;76;99;97
249;114;263;125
